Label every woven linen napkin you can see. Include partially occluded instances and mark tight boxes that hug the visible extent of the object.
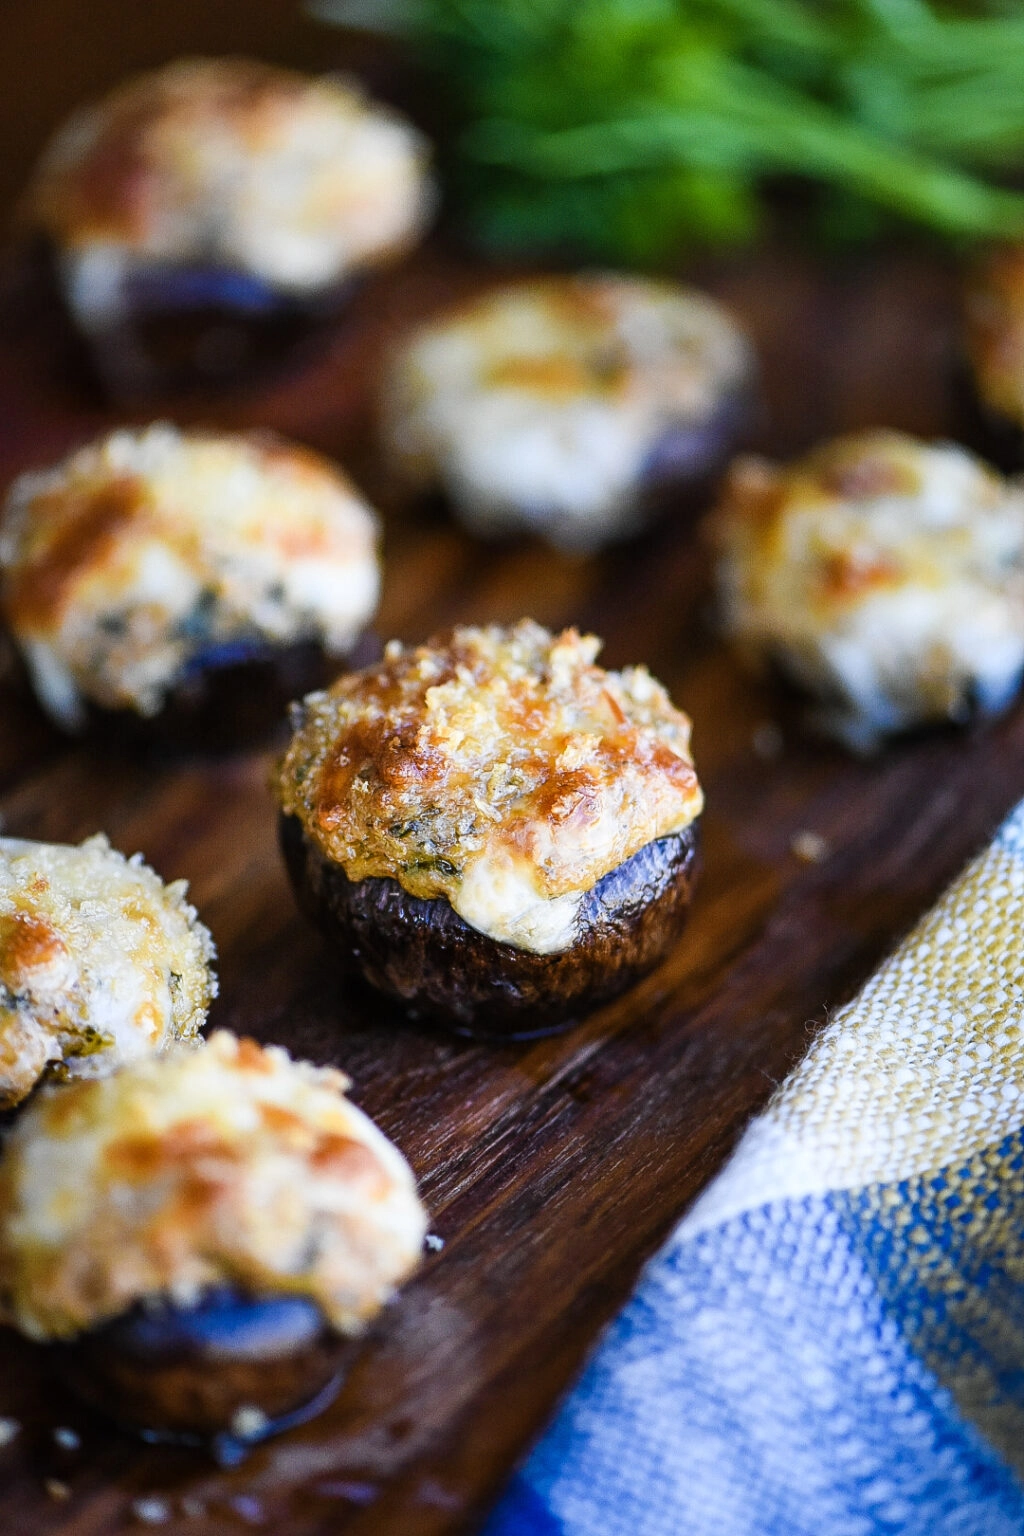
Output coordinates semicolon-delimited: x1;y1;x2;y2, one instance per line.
484;800;1024;1536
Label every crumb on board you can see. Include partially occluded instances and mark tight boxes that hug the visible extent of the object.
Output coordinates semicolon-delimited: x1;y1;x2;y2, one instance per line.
131;1496;171;1525
791;830;830;864
227;1493;265;1524
0;1418;19;1447
751;721;784;761
230;1405;269;1440
416;1477;463;1510
314;1478;378;1505
44;1479;71;1502
52;1426;80;1451
425;1233;444;1252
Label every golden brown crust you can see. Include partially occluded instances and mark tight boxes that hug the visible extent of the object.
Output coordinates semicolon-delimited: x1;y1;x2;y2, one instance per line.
0;911;69;988
394;275;746;411
4;478;142;634
276;621;702;950
711;430;1020;614
712;433;931;623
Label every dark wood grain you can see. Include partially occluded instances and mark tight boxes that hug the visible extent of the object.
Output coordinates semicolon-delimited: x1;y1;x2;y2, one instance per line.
0;9;1016;1535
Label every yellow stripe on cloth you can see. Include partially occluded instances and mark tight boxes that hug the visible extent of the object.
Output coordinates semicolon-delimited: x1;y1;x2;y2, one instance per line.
687;817;1024;1235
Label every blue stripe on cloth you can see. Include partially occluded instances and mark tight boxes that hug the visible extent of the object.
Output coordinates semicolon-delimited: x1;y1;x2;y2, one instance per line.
838;1128;1024;1466
482;1474;564;1536
482;1175;1024;1536
995;810;1024;859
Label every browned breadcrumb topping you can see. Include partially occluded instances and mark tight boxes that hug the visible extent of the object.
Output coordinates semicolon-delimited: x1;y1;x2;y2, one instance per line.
276;620;703;907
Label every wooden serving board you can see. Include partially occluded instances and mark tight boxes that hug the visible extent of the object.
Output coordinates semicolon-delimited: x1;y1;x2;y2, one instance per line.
0;47;1021;1528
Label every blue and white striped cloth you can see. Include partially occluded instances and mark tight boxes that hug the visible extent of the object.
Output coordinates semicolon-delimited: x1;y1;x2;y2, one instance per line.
485;801;1024;1535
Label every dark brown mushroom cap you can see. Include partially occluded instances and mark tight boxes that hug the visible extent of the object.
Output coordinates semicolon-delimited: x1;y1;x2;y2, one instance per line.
81;636;338;753
55;1286;349;1442
28;236;358;399
280;812;701;1038
469;386;755;551
7;631;368;754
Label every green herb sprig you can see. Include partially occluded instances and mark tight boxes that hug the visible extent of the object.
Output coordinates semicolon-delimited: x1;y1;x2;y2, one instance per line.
315;0;1024;260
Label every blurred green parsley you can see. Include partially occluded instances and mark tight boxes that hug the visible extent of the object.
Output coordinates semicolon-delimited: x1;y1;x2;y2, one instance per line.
313;0;1024;261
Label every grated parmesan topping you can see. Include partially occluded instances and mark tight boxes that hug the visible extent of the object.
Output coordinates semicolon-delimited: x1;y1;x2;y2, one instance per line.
276;620;703;953
0;424;381;727
0;1030;427;1340
25;57;433;295
383;273;753;548
711;430;1024;750
0;834;215;1109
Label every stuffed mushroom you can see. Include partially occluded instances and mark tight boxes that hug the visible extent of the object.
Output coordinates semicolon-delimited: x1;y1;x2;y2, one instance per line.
710;430;1024;751
22;57;434;397
276;620;703;1036
963;246;1024;467
0;1030;427;1442
0;833;215;1110
383;274;754;552
0;424;381;748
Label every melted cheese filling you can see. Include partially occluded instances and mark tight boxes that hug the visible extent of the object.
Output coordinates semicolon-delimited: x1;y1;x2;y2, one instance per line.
713;432;1024;748
385;275;752;547
0;1030;427;1340
0;424;380;725
0;835;215;1109
29;59;434;293
278;621;703;953
455;849;584;954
